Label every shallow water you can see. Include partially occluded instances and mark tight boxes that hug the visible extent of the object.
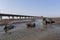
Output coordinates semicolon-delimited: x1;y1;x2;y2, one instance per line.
0;19;60;33
0;19;60;40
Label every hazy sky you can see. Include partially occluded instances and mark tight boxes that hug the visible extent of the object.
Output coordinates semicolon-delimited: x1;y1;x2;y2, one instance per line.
0;0;60;17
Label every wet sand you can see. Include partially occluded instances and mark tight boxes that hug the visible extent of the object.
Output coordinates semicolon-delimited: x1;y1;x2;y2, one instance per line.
0;23;60;40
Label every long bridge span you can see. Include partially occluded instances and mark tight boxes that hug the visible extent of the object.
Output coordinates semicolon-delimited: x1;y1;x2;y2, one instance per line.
0;13;41;23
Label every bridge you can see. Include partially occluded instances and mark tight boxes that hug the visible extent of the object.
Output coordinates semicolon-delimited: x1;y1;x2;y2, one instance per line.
0;13;56;24
0;13;41;23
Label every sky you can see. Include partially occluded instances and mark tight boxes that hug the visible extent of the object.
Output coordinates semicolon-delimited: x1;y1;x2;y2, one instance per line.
0;0;60;17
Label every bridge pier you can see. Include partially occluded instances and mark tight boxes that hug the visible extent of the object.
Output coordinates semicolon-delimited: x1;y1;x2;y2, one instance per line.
17;17;18;19
19;17;21;19
12;16;14;19
21;17;22;19
31;17;33;19
31;17;34;19
24;17;27;19
8;16;11;19
0;16;2;20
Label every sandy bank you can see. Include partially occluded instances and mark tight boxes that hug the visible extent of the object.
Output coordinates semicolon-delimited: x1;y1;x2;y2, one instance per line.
0;23;60;40
0;26;60;40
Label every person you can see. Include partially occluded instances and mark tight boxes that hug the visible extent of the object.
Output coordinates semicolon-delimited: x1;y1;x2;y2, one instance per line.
26;22;35;28
4;24;9;33
42;18;48;29
4;23;15;33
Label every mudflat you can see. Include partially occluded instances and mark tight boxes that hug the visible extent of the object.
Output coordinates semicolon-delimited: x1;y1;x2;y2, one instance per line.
0;23;60;40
